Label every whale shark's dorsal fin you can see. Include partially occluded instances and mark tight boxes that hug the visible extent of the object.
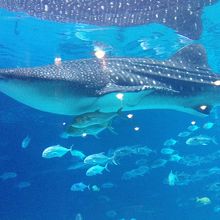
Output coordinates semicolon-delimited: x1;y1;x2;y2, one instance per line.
169;44;209;69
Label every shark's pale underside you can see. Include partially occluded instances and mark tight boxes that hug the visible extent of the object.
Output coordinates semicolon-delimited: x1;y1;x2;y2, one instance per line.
0;0;218;39
0;45;220;116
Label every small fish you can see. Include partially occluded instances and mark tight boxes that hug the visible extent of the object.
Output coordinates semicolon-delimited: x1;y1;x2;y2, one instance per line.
75;213;83;220
86;164;109;176
187;125;199;132
133;146;154;156
122;166;149;180
208;167;220;175
169;154;183;162
17;181;31;189
42;144;74;158
186;135;217;146
214;205;220;213
160;148;176;155
67;162;89;170
70;182;90;192
196;197;211;205
71;150;86;160
178;131;191;138
135;159;148;166
203;122;214;130
163;138;177;147
71;108;122;128
151;159;167;169
106;210;117;218
62;121;115;138
84;152;117;166
168;170;178;186
21;135;31;149
0;172;17;180
101;182;116;189
91;185;100;192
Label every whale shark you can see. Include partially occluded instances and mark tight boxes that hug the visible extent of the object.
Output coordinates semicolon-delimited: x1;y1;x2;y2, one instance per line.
0;0;217;39
0;44;220;116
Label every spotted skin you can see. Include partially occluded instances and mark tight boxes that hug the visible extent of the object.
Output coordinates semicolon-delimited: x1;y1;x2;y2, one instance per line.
0;0;217;39
0;44;220;115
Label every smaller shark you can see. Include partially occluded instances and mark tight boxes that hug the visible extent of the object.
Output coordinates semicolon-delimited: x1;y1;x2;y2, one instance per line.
0;44;220;116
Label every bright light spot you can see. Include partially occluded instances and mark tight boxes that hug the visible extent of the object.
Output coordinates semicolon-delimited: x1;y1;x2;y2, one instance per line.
82;133;87;137
200;105;207;111
62;122;66;126
134;127;140;131
140;41;149;50
191;121;196;125
213;80;220;86
44;4;48;11
127;114;133;119
94;47;105;59
116;93;124;101
54;57;62;66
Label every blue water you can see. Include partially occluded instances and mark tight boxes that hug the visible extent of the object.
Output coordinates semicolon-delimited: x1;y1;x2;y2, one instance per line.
1;1;220;220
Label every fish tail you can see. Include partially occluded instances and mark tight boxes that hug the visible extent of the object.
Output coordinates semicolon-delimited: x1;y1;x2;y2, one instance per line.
105;163;110;172
108;126;118;135
69;145;75;156
60;132;69;139
107;121;117;135
111;154;118;165
94;134;100;139
212;137;218;145
87;185;91;191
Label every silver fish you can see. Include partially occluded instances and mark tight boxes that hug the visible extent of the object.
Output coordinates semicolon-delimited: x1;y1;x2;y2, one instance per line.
42;144;72;158
21;135;31;149
186;135;217;146
0;172;17;180
86;164;109;176
70;182;89;192
62;122;115;138
71;108;122;128
84;152;117;165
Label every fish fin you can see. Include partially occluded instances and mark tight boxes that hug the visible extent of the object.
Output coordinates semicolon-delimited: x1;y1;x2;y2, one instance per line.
192;104;213;116
88;185;91;191
93;134;100;139
69;145;76;156
108;126;118;135
169;44;209;68
212;137;218;145
105;163;110;172
111;156;118;166
117;107;123;114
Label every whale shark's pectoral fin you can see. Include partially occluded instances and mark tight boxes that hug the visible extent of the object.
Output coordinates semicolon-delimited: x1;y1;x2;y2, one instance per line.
184;104;213;117
193;104;213;116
